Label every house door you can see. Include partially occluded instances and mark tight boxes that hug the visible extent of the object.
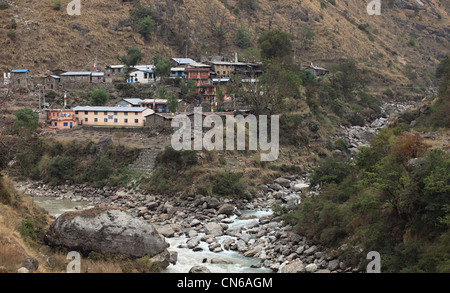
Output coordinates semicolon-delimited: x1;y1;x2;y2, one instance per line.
70;123;73;129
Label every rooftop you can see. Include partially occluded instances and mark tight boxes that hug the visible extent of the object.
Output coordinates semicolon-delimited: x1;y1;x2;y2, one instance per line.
73;106;150;112
11;69;29;73
172;58;196;65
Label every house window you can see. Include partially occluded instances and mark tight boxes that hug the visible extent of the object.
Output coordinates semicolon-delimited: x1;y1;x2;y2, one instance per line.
202;72;207;76
104;112;108;115
114;118;118;123
54;122;57;126
135;112;139;116
104;118;108;122
94;112;98;115
114;112;118;116
94;118;98;122
124;119;128;123
85;111;88;115
75;111;78;115
63;122;68;127
144;73;148;79
85;118;88;122
124;112;128;116
135;119;139;123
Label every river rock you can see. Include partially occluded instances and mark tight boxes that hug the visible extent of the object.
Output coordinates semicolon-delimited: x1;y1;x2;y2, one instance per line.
158;225;175;238
204;222;224;236
17;267;30;273
22;258;39;273
305;263;318;273
279;260;305;273
304;245;318;256
44;208;170;264
217;204;235;215
187;238;200;249
189;266;211;273
274;177;291;187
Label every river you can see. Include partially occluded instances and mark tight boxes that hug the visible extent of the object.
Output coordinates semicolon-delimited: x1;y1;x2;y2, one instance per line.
32;196;273;273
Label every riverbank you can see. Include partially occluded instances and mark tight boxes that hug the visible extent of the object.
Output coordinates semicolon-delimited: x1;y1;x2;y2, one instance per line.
15;173;354;273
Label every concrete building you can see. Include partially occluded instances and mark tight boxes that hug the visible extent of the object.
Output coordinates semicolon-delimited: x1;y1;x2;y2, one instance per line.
73;106;153;127
46;109;78;133
10;69;30;88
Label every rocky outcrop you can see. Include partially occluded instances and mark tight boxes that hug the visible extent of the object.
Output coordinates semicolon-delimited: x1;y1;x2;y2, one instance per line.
44;208;172;268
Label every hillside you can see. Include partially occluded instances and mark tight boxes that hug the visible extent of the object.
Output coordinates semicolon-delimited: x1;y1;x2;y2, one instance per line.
0;0;448;87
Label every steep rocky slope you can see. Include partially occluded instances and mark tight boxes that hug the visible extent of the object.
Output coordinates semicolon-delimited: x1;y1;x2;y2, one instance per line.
0;0;448;85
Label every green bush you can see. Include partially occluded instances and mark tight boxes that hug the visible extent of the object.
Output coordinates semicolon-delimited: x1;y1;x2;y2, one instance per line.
0;2;10;10
52;0;61;10
18;218;37;241
309;157;353;189
89;88;111;106
210;170;246;198
7;29;16;39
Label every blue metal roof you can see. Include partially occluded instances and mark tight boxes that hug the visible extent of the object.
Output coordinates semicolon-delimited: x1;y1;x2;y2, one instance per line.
11;69;29;73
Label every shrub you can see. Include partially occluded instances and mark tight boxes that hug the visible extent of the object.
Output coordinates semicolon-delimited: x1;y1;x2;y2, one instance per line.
52;0;61;10
89;88;111;106
7;29;16;39
210;170;246;198
0;2;10;10
18;218;37;241
309;157;353;189
14;108;39;131
136;16;156;40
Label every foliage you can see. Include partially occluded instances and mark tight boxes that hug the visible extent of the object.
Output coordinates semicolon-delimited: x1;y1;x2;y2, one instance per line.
14;108;39;132
235;24;252;48
7;29;16;39
89;88;111;106
153;56;171;79
136;16;156;40
52;0;61;10
166;93;179;114
292;128;450;272
118;47;143;72
257;29;292;61
209;170;246;198
0;1;9;10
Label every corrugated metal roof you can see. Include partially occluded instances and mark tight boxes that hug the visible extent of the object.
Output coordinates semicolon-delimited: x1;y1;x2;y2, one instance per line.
141;99;182;104
11;69;29;73
91;72;105;76
61;72;92;76
73;106;148;112
120;98;143;105
172;58;196;65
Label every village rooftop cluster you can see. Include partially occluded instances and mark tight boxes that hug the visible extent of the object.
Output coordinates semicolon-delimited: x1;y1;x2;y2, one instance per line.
2;55;328;133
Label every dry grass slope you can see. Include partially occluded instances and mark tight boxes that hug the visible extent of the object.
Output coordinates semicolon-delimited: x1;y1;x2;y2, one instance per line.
0;0;447;85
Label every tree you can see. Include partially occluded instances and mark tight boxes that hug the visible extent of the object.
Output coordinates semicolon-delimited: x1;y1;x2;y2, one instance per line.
90;88;110;106
232;60;302;115
167;93;179;114
153;56;171;81
235;24;252;49
257;29;292;61
118;47;143;73
207;4;232;55
14;108;39;131
180;79;197;102
137;16;156;40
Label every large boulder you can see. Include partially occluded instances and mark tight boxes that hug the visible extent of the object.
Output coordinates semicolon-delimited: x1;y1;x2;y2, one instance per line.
217;204;235;215
204;222;224;236
44;208;171;265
